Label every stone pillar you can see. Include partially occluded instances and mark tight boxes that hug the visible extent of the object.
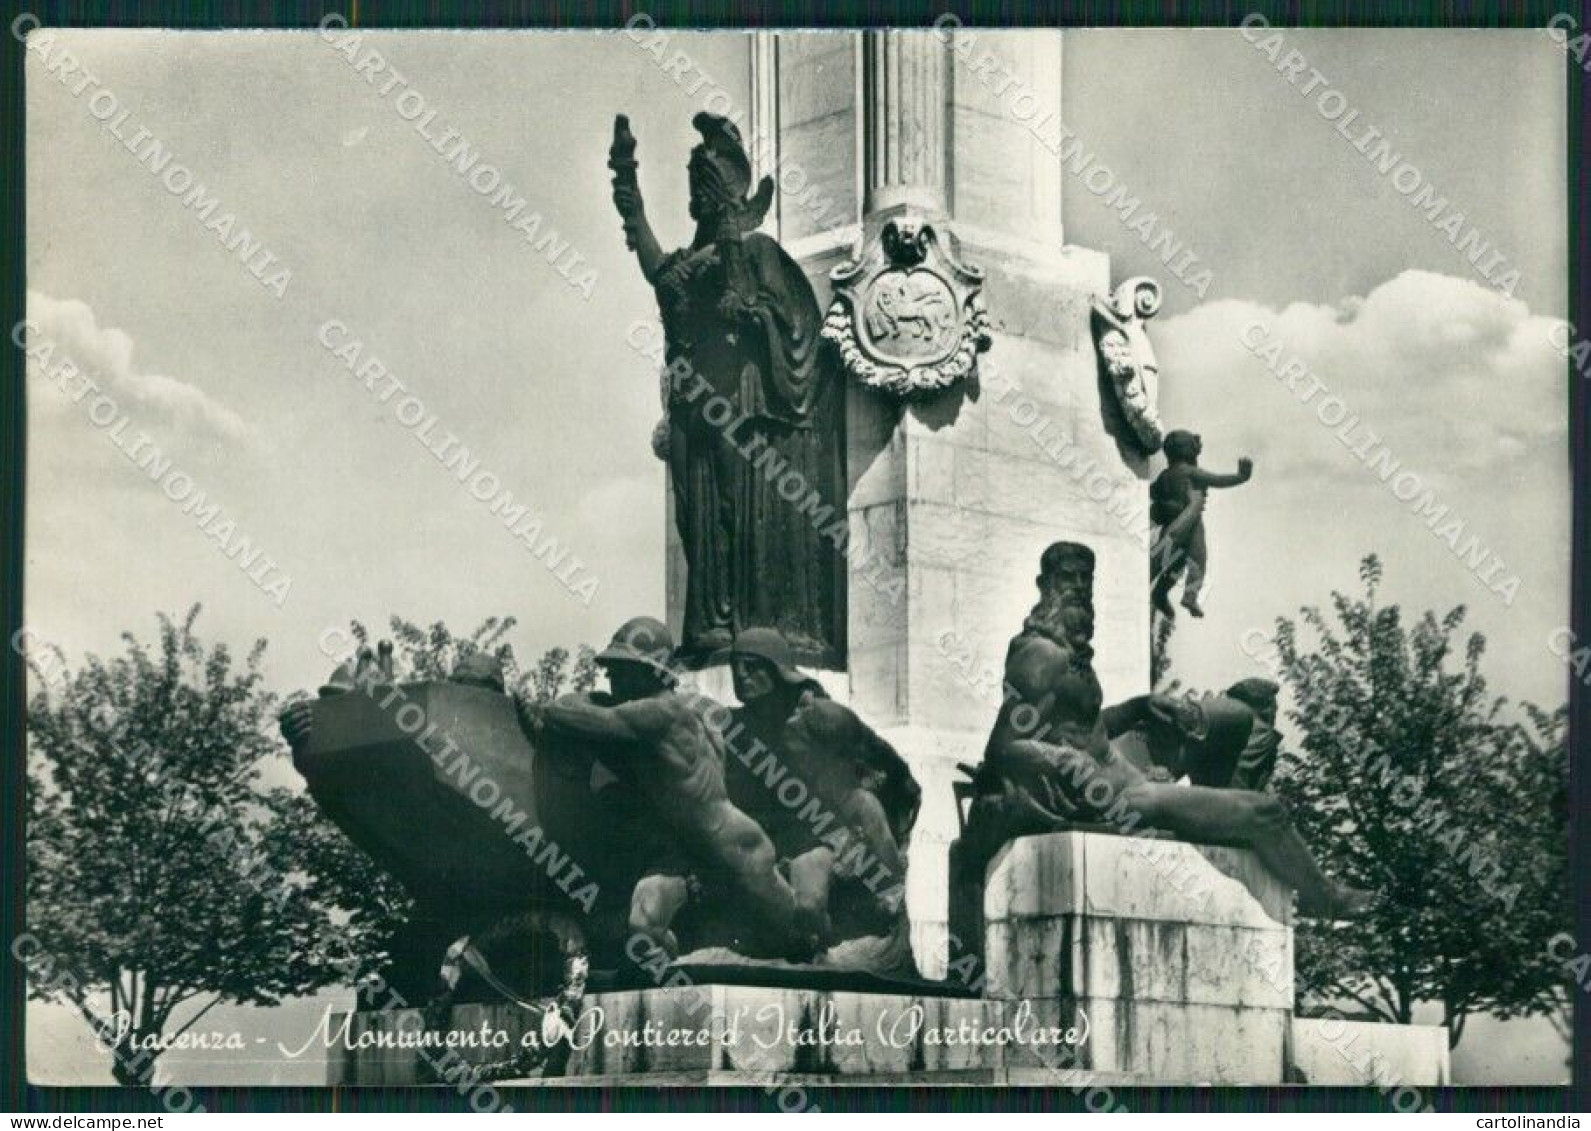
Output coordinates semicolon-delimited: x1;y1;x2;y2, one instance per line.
736;31;1151;977
863;31;948;216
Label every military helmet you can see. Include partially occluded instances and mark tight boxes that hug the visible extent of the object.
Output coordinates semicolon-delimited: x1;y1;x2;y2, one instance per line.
595;616;677;680
731;626;810;687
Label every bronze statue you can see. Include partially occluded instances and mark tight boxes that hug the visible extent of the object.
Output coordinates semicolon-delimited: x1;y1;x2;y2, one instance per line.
726;627;920;976
279;647;608;1013
281;614;936;1001
610;113;845;664
963;542;1372;921
1107;679;1280;790
1224;678;1283;792
538;617;810;959
1150;430;1253;618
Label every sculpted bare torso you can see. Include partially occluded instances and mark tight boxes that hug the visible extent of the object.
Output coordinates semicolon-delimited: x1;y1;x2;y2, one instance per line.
542;689;803;955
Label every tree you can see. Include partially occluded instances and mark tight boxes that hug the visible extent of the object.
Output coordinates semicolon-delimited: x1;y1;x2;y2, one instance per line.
24;608;340;1085
1269;555;1570;1047
1472;703;1570;1045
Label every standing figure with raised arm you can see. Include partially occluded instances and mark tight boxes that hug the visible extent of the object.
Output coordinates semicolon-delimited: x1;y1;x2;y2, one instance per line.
609;112;844;663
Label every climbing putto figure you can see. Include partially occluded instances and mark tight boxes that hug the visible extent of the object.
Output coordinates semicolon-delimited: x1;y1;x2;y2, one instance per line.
1150;429;1253;618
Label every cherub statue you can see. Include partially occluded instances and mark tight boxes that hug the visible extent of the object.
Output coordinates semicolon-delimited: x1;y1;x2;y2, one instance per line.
1150;429;1253;619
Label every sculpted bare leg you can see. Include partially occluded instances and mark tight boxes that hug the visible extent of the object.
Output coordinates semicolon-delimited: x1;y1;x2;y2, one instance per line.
836;790;904;878
787;846;837;946
706;804;805;943
1003;739;1371;919
628;873;692;957
1001;739;1124;823
542;630;809;954
1121;782;1374;919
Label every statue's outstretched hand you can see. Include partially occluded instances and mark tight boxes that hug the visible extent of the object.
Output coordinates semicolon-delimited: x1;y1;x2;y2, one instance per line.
1237;457;1254;480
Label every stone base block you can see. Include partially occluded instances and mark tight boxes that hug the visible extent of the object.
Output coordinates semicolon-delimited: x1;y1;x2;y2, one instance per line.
981;832;1293;1008
984;916;1292;1010
1002;997;1289;1085
1290;1017;1451;1086
974;832;1296;1084
985;831;1294;929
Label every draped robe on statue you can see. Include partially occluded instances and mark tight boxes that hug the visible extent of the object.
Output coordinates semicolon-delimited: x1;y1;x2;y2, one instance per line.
653;229;845;664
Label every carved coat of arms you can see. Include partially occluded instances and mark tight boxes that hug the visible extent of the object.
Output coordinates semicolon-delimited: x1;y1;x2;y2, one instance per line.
823;217;992;398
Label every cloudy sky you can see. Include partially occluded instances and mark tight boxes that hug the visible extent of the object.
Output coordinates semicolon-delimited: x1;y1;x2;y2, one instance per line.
1061;30;1568;711
22;28;1569;1082
24;28;1568;717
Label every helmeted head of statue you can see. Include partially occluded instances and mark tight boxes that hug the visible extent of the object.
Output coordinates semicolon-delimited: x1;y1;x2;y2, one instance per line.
730;626;812;705
595;616;677;699
688;114;752;219
687;113;773;232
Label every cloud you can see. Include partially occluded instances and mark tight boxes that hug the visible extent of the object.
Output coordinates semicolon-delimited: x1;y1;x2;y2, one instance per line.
1155;270;1565;488
1154;270;1569;712
25;290;253;449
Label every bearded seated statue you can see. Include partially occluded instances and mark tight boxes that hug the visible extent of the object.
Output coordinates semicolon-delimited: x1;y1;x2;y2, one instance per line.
956;541;1373;924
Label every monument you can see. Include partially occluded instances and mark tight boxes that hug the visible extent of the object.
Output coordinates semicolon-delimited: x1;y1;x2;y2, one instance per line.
286;29;1452;1088
732;29;1155;973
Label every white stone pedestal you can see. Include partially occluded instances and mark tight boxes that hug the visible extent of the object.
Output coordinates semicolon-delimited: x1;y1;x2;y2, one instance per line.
982;831;1295;1084
1291;1017;1451;1087
975;831;1452;1086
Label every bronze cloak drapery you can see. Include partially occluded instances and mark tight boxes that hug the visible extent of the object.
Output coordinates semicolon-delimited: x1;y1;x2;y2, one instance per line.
655;230;845;666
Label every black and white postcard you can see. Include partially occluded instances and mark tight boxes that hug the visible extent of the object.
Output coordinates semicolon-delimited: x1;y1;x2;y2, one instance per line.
12;16;1583;1106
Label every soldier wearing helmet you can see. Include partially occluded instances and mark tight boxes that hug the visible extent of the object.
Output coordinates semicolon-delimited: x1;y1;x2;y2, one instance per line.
727;626;921;976
541;617;809;959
